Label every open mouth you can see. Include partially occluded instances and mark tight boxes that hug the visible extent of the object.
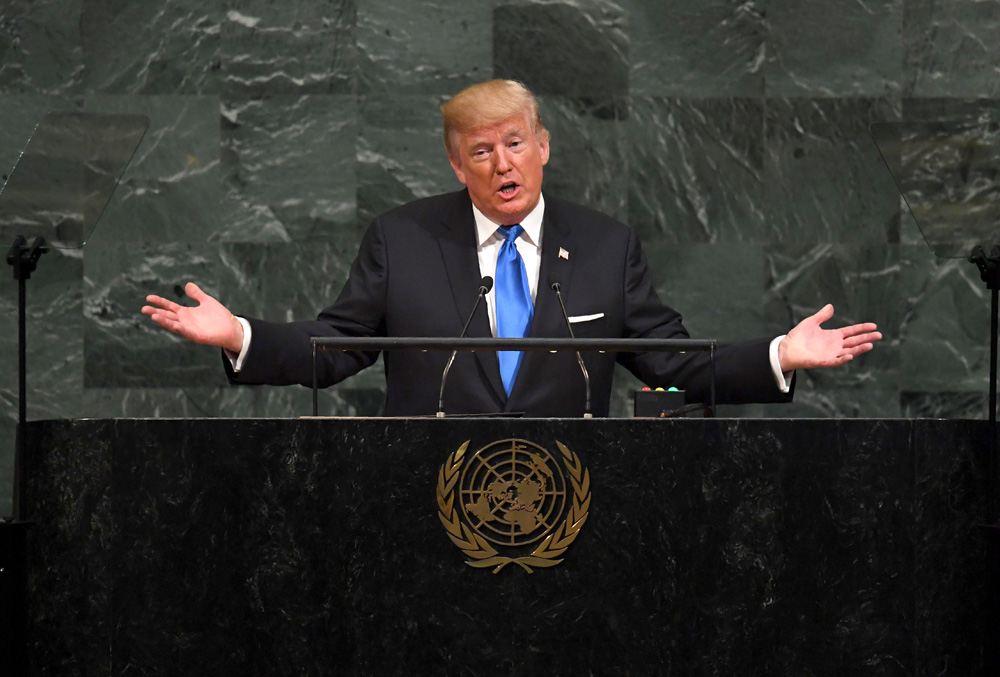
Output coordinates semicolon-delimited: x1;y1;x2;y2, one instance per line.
499;182;519;197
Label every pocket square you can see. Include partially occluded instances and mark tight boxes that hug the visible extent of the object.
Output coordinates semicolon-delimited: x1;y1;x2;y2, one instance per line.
568;313;604;323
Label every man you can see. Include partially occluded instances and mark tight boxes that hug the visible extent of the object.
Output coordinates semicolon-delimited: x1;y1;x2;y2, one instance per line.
143;80;881;417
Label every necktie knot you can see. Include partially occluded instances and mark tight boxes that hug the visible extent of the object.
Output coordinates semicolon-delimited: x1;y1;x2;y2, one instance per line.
498;224;524;242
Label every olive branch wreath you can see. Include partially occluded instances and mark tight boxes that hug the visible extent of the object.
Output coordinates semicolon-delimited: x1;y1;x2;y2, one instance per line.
436;439;591;574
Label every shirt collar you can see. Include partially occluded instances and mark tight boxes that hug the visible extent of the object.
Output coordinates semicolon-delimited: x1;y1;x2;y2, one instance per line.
472;193;545;249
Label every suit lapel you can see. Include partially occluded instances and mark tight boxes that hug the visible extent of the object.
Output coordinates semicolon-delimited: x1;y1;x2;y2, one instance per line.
531;204;575;340
508;197;577;402
434;190;506;402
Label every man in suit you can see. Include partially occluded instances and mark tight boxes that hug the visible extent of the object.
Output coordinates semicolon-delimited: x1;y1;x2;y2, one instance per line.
142;80;881;417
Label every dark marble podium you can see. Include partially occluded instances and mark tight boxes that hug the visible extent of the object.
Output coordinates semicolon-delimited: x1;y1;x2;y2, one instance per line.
21;418;989;675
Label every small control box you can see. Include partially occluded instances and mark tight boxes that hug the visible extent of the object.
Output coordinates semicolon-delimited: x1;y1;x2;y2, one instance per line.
633;388;705;418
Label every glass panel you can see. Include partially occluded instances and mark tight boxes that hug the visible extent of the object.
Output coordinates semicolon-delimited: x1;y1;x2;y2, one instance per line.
0;112;149;249
871;119;1000;259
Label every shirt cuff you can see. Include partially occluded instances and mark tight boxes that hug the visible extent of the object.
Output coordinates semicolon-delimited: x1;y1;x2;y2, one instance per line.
224;316;252;372
769;335;793;393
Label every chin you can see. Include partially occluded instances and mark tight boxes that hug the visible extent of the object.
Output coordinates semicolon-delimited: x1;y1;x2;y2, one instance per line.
493;200;529;220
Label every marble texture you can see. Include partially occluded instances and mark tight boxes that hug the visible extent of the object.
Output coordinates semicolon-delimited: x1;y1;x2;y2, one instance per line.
80;0;222;94
764;97;902;245
765;0;904;97
221;0;357;96
628;97;766;243
912;418;989;674
20;417;990;674
538;95;630;223
898;253;991;392
79;95;224;245
356;0;493;95
218;94;358;242
901;391;989;419
0;0;83;95
625;0;765;97
357;95;460;227
21;420;112;674
82;239;380;391
493;1;629;100
903;0;1000;98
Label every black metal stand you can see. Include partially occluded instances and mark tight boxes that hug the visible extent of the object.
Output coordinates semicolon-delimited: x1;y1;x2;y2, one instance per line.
970;245;999;523
7;235;47;520
969;244;1000;674
2;234;46;675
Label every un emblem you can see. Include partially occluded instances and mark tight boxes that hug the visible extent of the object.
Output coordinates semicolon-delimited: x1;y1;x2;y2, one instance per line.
436;438;591;573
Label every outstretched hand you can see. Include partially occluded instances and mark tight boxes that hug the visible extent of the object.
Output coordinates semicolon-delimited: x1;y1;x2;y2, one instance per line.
142;282;244;354
778;304;882;372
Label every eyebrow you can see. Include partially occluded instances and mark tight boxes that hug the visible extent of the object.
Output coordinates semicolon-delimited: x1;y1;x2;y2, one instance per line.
467;127;528;147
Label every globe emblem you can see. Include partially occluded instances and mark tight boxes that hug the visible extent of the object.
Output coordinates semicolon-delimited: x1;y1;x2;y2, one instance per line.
459;439;568;547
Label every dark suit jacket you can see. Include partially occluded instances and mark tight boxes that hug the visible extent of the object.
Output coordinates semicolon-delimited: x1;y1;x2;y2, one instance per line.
226;190;793;416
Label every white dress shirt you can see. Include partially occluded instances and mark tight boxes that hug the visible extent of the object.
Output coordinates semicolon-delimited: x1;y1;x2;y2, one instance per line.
473;194;544;337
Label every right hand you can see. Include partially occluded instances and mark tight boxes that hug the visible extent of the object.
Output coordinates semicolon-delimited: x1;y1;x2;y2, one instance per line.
142;282;244;354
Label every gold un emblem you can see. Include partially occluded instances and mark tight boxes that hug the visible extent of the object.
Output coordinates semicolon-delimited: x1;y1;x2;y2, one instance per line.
436;438;591;573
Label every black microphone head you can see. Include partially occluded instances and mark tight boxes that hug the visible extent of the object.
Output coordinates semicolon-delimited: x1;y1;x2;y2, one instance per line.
547;272;561;292
479;276;494;294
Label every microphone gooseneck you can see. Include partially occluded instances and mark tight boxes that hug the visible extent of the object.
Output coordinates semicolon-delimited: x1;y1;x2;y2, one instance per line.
437;276;493;417
548;274;592;419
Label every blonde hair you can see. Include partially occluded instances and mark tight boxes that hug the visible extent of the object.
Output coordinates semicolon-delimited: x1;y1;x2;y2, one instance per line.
441;79;549;158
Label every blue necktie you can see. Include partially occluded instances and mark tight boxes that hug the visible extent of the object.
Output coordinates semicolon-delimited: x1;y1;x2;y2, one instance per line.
495;225;533;396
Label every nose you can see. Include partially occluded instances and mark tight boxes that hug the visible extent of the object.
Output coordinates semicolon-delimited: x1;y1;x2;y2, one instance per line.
494;147;512;174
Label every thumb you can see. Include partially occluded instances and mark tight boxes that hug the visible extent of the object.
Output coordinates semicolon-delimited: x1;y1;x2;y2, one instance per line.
809;303;834;326
184;282;208;304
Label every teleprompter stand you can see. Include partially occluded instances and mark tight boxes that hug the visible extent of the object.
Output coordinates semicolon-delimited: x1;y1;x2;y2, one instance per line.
872;119;1000;672
0;112;149;673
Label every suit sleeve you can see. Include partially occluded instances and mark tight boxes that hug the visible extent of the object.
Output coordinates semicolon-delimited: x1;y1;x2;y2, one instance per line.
223;218;389;388
616;229;793;405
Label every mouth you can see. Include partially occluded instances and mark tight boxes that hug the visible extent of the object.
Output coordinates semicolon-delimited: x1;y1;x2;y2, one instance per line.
498;182;519;199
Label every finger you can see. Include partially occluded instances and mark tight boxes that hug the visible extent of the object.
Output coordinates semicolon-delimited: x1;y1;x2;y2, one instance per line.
156;317;181;332
142;307;177;323
141;305;171;318
145;311;180;332
838;322;879;337
842;331;882;348
844;342;875;357
145;294;181;312
817;353;852;368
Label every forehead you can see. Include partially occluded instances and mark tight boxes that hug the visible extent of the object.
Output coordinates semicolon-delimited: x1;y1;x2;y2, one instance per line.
458;114;532;146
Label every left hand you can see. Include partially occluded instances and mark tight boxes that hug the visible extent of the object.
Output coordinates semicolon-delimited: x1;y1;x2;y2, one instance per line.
778;304;882;372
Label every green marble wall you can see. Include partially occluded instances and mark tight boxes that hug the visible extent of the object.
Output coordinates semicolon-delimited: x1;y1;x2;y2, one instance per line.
2;0;999;514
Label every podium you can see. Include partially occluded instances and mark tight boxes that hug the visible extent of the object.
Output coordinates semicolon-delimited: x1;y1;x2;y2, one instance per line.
21;417;988;674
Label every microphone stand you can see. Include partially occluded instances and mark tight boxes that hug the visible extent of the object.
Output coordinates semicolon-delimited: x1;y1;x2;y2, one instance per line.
970;244;1000;676
6;235;47;521
437;278;493;417
3;234;46;677
550;281;592;419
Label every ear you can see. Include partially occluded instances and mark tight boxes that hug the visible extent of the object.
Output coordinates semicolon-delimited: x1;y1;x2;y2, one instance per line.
538;134;550;166
448;153;468;186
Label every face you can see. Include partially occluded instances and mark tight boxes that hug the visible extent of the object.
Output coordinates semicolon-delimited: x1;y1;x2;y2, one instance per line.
448;113;550;226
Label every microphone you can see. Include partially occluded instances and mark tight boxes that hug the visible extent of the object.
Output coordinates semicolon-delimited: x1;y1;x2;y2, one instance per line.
548;273;592;418
437;276;493;417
